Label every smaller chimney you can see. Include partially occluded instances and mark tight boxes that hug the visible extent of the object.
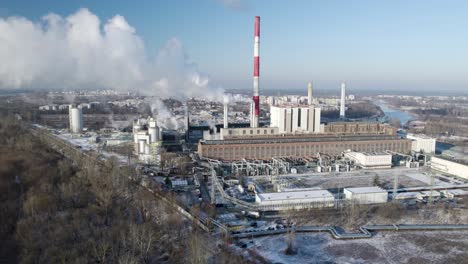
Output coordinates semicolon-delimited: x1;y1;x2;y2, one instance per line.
340;81;346;118
223;96;229;129
307;82;313;105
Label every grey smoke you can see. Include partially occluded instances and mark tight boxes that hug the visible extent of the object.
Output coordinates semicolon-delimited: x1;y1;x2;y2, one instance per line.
0;8;224;100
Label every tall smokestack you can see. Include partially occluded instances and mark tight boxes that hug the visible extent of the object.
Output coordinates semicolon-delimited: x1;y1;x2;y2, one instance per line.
223;96;229;129
251;16;260;128
340;81;346;118
307;82;313;105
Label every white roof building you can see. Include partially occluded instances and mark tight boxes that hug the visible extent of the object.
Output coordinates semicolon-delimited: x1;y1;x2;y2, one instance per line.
344;186;388;204
406;133;436;154
255;189;335;210
344;152;392;169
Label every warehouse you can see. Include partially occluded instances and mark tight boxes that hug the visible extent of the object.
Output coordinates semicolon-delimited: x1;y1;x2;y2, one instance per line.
255;189;335;210
344;152;392;169
343;186;388;204
431;156;468;179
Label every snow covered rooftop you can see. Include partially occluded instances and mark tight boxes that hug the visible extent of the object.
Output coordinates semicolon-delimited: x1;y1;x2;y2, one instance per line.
257;190;334;202
344;186;387;194
281;187;322;192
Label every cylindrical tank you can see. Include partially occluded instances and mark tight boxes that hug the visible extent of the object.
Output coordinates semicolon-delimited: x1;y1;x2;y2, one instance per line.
148;127;159;143
133;120;142;143
69;106;83;133
148;118;159;143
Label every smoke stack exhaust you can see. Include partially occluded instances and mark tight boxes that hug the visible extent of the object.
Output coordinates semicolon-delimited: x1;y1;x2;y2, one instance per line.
251;16;260;128
308;82;313;105
340;81;346;118
223;97;229;129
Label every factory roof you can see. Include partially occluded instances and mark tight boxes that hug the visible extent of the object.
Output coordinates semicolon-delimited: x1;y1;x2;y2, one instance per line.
362;152;390;156
171;179;188;187
271;104;314;108
344;186;387;194
257;190;334;202
200;134;404;145
281;187;323;192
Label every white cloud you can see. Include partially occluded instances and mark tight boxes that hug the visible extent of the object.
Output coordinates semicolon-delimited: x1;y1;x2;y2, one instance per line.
0;8;223;100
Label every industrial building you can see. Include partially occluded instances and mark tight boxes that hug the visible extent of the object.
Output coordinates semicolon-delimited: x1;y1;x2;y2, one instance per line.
199;133;410;161
323;122;396;135
406;133;436;154
199;122;411;161
69;105;83;133
344;152;392;169
431;156;468;179
343;186;388;204
270;105;322;133
133;117;162;165
255;189;335;210
197;16;411;162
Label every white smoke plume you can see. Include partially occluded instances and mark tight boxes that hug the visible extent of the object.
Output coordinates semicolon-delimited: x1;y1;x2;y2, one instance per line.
0;8;224;100
149;98;184;130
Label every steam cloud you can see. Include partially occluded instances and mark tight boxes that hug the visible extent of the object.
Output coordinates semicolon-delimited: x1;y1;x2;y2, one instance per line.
0;8;224;100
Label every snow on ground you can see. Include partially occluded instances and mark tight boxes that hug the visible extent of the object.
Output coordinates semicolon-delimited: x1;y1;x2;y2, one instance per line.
242;230;468;264
55;132;129;164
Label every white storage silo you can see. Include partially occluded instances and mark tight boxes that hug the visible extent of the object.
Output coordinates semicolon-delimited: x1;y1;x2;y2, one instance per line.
69;106;83;133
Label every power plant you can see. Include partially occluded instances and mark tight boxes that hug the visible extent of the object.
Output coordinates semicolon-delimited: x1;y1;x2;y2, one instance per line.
197;17;411;162
27;14;468;258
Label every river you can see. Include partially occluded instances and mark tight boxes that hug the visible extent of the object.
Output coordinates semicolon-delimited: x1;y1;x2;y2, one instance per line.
375;100;414;125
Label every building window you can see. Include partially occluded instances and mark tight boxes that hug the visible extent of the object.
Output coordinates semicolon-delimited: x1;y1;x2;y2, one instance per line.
271;129;274;133
243;130;246;135
250;130;253;135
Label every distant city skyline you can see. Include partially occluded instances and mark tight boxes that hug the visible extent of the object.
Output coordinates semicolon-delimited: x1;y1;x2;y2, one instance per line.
1;0;467;92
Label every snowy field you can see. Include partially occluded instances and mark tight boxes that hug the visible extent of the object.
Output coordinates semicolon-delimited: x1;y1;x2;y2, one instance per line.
241;230;468;263
56;132;129;164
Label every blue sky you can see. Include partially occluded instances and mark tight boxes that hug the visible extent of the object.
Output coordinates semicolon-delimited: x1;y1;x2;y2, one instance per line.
1;0;468;92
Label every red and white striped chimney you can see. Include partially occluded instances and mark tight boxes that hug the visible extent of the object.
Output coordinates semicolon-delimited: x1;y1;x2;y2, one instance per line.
251;16;260;128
